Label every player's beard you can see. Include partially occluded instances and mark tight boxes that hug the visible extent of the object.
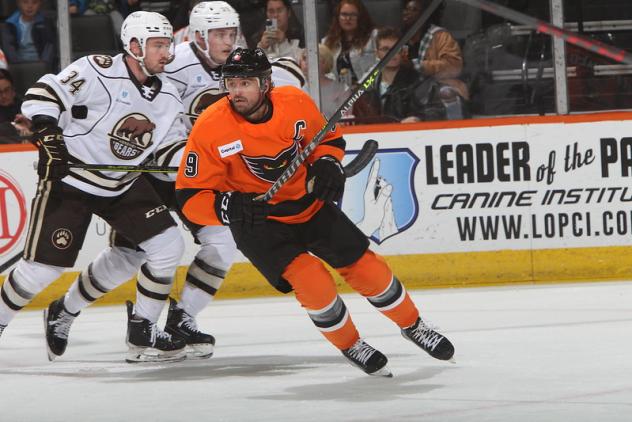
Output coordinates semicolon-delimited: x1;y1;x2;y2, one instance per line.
146;62;166;75
230;93;268;120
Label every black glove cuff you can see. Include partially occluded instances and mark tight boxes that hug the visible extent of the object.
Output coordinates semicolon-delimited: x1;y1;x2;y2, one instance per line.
31;115;59;132
317;155;344;172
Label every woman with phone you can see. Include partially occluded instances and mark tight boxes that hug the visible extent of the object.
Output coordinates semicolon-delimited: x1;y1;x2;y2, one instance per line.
254;0;305;61
321;0;377;88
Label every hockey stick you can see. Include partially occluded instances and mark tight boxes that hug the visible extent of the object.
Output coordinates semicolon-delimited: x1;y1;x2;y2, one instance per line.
69;163;177;173
0;251;21;275
260;0;444;202
454;0;632;64
12;142;377;276
64;139;379;177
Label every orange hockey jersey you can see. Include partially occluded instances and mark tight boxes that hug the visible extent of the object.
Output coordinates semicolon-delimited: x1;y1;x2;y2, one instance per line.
176;85;345;226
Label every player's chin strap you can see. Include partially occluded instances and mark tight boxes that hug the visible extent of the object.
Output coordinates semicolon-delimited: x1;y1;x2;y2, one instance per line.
193;38;224;69
127;47;175;77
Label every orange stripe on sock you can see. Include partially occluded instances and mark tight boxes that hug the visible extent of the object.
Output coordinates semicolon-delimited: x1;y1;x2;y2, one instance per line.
283;253;359;350
337;251;392;296
283;253;338;309
338;251;419;328
381;293;419;329
321;316;359;350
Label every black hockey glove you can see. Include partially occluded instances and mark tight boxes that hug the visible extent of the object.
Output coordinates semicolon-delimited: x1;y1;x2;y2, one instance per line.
31;116;69;181
306;155;346;202
214;191;270;227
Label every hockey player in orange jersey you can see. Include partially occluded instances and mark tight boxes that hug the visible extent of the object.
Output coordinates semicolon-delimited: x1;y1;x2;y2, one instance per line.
176;47;455;376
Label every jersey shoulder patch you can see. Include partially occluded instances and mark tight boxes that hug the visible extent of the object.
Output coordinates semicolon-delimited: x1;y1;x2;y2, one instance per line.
91;55;113;69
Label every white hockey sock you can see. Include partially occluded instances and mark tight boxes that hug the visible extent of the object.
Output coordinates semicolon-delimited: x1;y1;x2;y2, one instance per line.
179;284;213;317
134;294;167;323
0;300;18;326
0;260;63;325
134;226;184;323
64;278;91;315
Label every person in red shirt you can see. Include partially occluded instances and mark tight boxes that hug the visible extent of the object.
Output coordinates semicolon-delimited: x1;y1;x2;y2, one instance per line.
176;48;455;376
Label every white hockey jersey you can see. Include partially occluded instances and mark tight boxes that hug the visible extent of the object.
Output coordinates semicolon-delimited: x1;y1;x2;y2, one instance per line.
165;42;306;132
22;54;188;197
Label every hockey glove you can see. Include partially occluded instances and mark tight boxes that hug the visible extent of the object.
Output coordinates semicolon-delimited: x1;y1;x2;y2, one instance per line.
214;191;270;227
306;155;346;202
32;117;69;181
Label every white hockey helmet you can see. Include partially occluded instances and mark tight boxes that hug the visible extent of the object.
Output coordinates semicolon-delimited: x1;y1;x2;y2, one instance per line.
189;1;240;58
121;11;174;75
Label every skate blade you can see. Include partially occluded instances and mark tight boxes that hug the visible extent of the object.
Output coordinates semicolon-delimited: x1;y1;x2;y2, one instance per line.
43;309;59;362
185;344;214;360
369;365;393;378
449;356;456;364
125;346;187;364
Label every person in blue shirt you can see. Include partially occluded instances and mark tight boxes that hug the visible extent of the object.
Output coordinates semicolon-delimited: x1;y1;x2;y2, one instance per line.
1;0;56;71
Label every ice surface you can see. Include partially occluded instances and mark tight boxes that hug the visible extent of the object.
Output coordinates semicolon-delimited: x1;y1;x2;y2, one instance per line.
1;282;631;421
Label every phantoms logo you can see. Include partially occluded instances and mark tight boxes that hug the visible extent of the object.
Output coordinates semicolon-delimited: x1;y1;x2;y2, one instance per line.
0;171;27;256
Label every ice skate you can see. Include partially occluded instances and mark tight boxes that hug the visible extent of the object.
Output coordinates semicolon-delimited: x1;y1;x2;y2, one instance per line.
165;298;215;359
402;317;455;362
43;297;79;361
125;301;186;363
342;339;392;377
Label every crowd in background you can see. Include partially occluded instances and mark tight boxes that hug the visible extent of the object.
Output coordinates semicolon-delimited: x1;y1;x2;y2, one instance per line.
0;0;631;144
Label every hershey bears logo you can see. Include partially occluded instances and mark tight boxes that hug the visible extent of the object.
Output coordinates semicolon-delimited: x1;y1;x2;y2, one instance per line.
51;228;73;250
108;113;155;159
92;55;113;68
187;88;227;126
241;142;299;183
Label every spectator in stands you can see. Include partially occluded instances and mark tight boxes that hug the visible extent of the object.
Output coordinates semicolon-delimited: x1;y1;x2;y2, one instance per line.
1;0;56;71
322;0;377;87
68;0;138;38
401;0;468;106
300;44;350;119
0;48;7;69
352;27;422;123
0;69;30;143
254;0;304;61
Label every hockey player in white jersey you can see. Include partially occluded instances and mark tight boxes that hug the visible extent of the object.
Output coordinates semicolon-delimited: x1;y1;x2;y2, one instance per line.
93;1;307;360
166;1;304;131
0;11;191;363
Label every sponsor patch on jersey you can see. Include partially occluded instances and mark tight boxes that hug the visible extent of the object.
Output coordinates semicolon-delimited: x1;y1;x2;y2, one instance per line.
92;55;113;68
241;142;299;183
218;140;243;158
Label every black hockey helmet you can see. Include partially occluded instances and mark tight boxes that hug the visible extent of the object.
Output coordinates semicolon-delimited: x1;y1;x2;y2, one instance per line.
222;48;272;81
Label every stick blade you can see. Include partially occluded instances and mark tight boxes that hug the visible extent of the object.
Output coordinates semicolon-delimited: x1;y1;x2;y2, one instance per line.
344;139;379;177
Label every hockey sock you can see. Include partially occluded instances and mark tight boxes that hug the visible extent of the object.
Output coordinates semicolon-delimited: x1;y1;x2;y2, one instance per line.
135;264;173;323
337;251;419;329
282;253;359;350
135;226;184;322
178;225;236;316
180;257;226;316
0;270;31;325
64;246;145;314
0;260;64;325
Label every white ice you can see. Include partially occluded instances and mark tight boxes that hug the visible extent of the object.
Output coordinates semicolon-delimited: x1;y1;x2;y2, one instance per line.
1;281;631;422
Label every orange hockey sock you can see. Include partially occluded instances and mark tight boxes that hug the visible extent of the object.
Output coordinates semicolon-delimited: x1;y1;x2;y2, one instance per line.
282;253;359;350
337;250;419;329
